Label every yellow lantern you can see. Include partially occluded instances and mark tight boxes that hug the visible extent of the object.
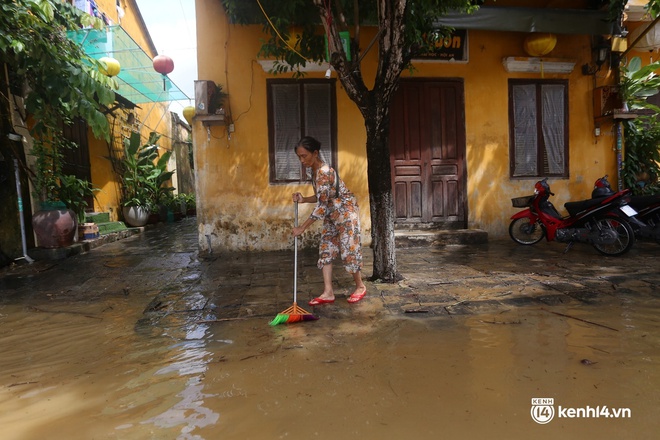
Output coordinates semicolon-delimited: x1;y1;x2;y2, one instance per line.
99;57;121;77
523;33;557;57
183;106;195;125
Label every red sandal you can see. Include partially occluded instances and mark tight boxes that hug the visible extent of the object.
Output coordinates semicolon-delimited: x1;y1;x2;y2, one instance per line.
309;297;335;306
347;289;366;304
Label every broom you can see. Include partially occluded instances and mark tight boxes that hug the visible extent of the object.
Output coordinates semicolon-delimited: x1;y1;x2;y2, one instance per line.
269;201;318;326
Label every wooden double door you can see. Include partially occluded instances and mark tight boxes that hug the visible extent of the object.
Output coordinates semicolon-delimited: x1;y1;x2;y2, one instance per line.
389;79;467;228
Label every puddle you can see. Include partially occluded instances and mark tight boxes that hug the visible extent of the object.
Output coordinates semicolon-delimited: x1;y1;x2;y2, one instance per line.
0;293;658;439
1;218;657;438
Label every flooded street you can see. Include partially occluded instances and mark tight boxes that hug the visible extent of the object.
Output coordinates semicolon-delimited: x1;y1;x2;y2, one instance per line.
1;219;658;439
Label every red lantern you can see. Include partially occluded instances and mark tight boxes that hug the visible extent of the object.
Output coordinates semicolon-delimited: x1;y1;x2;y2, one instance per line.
153;55;174;74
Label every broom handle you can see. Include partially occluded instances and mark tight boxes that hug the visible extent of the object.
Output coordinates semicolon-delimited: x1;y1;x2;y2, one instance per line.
293;201;298;304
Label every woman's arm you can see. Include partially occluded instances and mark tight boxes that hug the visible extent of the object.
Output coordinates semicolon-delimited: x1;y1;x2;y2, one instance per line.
293;216;316;237
292;192;318;204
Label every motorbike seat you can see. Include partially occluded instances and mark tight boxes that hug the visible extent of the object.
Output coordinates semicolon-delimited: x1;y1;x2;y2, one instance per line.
629;194;660;211
564;197;608;217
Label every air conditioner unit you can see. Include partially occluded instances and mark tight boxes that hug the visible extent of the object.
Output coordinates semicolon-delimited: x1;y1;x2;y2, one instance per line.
194;80;216;115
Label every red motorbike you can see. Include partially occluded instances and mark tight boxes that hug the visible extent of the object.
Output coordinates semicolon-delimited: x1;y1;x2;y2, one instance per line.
509;178;637;256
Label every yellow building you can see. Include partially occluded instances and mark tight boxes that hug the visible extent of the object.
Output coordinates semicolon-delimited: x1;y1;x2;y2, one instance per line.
191;0;640;252
1;0;192;262
66;0;187;223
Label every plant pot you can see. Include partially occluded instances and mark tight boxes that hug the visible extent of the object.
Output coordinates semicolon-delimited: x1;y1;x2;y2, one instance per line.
32;201;78;248
122;205;149;227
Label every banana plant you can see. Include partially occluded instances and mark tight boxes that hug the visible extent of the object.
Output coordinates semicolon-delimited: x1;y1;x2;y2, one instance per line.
619;56;660;113
119;132;174;210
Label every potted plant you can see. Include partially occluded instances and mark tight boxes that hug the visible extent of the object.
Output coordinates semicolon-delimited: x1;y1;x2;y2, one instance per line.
148;149;176;223
118;132;156;226
164;193;188;221
58;174;99;239
29;139;79;248
209;83;229;115
115;131;175;227
184;193;196;216
618;56;660;114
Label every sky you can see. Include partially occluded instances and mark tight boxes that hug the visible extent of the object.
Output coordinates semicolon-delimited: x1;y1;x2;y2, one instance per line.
135;0;198;120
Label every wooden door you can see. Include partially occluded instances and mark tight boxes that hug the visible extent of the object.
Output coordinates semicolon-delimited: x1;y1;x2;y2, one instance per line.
390;80;466;227
61;118;94;211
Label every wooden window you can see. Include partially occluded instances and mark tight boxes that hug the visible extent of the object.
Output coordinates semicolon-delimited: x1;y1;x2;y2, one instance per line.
267;79;337;183
509;79;569;178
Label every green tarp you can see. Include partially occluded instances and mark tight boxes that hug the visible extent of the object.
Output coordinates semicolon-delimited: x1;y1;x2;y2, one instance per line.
69;25;190;104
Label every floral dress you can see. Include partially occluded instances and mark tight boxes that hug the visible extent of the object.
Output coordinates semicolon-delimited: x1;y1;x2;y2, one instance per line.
309;164;363;273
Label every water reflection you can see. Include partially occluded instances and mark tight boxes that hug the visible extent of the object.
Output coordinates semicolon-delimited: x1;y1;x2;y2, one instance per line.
1;218;658;439
1;297;658;439
140;324;220;438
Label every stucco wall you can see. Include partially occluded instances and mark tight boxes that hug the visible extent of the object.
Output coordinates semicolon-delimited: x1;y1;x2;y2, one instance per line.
405;30;618;237
194;3;370;252
194;0;621;251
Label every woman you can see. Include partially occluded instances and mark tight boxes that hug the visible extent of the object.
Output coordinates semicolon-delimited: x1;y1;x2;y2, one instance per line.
291;136;367;305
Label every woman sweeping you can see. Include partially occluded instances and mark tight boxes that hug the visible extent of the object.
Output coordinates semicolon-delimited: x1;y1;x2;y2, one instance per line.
291;136;367;305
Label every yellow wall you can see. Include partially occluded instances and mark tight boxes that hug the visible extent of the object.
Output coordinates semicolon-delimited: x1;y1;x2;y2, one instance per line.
406;30;618;236
194;0;622;251
83;0;174;221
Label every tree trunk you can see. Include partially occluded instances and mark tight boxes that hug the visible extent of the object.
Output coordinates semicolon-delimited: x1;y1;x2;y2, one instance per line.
364;110;401;282
314;0;407;282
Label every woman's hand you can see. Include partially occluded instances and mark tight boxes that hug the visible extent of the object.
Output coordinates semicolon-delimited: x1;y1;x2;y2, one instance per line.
292;226;305;237
292;192;303;203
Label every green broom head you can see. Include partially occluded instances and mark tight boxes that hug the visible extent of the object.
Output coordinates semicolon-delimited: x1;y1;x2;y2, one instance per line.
269;303;318;326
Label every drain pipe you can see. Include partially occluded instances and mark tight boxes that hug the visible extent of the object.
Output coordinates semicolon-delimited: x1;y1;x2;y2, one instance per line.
13;156;34;263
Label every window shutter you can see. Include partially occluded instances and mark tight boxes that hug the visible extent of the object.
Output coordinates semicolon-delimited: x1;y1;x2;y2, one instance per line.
541;84;565;175
512;84;538;176
509;80;568;178
272;84;302;181
268;80;336;183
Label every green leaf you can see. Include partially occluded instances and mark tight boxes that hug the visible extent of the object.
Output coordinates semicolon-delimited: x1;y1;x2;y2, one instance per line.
34;0;55;23
10;39;25;53
626;56;642;76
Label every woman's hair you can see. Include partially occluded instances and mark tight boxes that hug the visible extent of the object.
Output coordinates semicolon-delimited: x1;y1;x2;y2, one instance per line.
296;136;321;153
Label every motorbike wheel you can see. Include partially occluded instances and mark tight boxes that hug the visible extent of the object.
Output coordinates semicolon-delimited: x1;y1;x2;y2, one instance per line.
592;217;636;256
509;218;545;245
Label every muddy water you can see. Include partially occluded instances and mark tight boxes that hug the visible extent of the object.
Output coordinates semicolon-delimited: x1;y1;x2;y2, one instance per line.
1;292;658;439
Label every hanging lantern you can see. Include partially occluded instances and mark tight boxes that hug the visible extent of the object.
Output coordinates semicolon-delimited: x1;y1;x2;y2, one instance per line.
153;54;174;74
99;56;121;77
183;106;195;125
524;33;557;57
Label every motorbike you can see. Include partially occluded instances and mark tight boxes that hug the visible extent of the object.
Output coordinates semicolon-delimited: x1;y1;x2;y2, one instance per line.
509;178;637;256
592;175;660;243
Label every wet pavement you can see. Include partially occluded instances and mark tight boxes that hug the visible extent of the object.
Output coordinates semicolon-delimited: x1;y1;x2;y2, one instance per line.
2;217;658;322
1;217;659;439
4;217;659;325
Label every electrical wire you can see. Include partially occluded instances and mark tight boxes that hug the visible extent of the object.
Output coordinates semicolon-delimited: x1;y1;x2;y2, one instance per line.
255;0;310;62
230;60;256;124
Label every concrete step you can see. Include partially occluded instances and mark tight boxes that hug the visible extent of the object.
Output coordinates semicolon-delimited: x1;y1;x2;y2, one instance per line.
97;221;128;235
395;229;488;248
28;228;141;261
85;212;111;223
